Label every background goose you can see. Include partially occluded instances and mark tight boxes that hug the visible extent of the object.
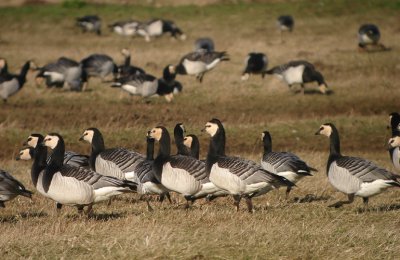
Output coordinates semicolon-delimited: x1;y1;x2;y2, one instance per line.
194;37;215;52
76;15;101;35
265;60;329;94
0;60;30;103
117;48;145;79
81;54;117;83
261;131;316;199
80;127;144;181
42;133;137;214
203;118;294;212
241;52;268;81
0;58;9;75
358;24;387;51
316;123;400;208
24;133;89;168
173;49;229;83
277;15;294;32
137;19;186;42
388;112;400;171
109;20;141;37
0;169;32;208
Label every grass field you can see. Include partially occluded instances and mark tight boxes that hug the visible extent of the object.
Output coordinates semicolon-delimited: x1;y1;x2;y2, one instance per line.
1;0;400;259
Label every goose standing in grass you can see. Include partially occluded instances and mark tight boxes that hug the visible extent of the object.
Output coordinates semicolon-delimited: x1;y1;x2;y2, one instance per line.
81;54;117;84
203;119;294;212
40;133;137;214
117;49;145;79
260;131;316;199
24;133;89;168
173;49;229;83
194;38;215;52
265;60;329;94
109;20;141;37
358;24;387;51
388;112;400;171
0;170;32;208
241;53;268;81
137;19;186;42
315;123;400;208
76;15;101;35
0;60;30;103
80;128;144;181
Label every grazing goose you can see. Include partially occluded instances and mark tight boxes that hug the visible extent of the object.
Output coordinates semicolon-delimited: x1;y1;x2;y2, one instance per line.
388;112;400;171
148;126;215;207
260;131;316;199
41;133;137;214
203;119;294;212
265;60;329;94
241;53;268;81
81;54;117;82
277;15;294;32
316;123;400;208
0;60;30;103
109;20;141;37
194;38;215;52
24;133;89;168
80;128;144;181
173;50;229;83
76;15;101;35
0;170;32;208
358;24;387;51
117;49;145;79
137;19;186;42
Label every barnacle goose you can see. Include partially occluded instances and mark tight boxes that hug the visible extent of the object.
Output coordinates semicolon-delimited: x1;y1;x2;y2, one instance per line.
358;24;387;51
277;15;294;32
241;53;268;81
80;127;144;181
137;19;186;42
148;126;215;208
81;54;117;83
183;134;200;160
0;169;32;208
388;112;400;171
117;49;145;79
0;60;30;103
316;123;400;208
109;20;141;37
260;131;316;199
76;15;101;35
41;133;137;214
266;60;329;94
24;133;89;168
35;57;87;91
173;49;229;83
194;38;215;52
203;119;294;212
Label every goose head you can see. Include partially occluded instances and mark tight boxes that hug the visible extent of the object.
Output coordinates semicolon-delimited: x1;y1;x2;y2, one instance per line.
388;136;400;149
183;135;193;149
16;147;34;161
121;48;130;57
43;133;62;149
388;112;400;131
23;133;44;148
79;128;97;143
147;127;164;141
202;118;222;137
315;123;334;137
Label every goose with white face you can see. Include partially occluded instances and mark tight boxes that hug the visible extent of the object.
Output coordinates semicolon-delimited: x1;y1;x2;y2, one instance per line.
80;129;94;143
148;127;163;141
43;135;60;149
203;122;219;137
25;135;39;148
183;136;193;149
388;136;400;148
17;148;32;161
316;124;332;137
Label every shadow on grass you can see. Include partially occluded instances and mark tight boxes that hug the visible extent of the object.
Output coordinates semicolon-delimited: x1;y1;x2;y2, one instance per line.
0;211;48;223
292;194;332;203
356;203;400;213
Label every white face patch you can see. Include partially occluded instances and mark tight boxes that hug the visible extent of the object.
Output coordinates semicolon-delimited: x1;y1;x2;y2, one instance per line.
319;125;332;137
18;148;32;160
168;65;176;74
82;130;94;143
183;136;193;148
121;48;130;56
44;135;59;149
0;59;5;70
319;84;328;94
179;124;185;134
26;136;39;148
389;136;400;148
261;132;265;141
149;128;163;141
241;73;250;81
204;122;219;137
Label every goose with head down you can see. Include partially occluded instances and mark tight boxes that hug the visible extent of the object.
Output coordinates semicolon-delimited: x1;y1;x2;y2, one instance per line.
203;119;294;212
316;123;400;208
0;60;31;103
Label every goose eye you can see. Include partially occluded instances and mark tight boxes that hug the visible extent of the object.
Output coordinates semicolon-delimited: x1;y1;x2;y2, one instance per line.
28;137;32;141
84;133;88;136
320;127;324;131
390;140;395;144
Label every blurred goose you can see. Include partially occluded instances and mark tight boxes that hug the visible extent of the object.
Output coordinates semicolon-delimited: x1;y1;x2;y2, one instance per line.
388;112;400;171
117;48;145;79
0;60;30;103
358;24;387;51
266;60;328;94
277;15;294;32
76;15;101;35
81;54;117;83
203;118;294;212
260;131;316;199
0;58;9;76
148;126;216;207
194;38;215;52
0;170;32;208
241;53;268;81
316;123;400;208
173;50;229;83
137;19;186;42
24;133;89;168
80;127;144;181
109;20;141;37
41;133;137;214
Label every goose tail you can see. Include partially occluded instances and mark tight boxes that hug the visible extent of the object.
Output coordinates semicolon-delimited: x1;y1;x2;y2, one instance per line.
121;180;138;192
20;189;33;199
309;166;318;172
219;52;230;61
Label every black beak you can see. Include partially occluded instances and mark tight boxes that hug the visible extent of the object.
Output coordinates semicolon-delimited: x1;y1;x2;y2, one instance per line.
15;155;20;161
315;131;320;135
22;141;28;146
79;135;84;141
146;131;151;137
201;127;206;132
387;125;391;130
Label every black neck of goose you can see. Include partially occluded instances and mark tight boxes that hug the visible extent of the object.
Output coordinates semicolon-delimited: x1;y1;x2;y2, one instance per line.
328;126;341;166
32;145;47;187
146;138;155;160
157;132;171;159
206;127;226;173
163;67;176;82
262;134;272;154
175;64;186;75
174;127;188;156
48;140;65;171
90;132;105;170
314;71;325;86
189;138;200;160
17;61;30;87
124;55;131;67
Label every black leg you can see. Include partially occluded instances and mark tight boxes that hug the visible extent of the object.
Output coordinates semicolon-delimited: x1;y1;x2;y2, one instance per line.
85;204;93;216
77;205;84;215
233;195;241;212
362;197;369;207
285;186;292;200
328;194;355;208
146;196;154;212
300;84;305;94
56;203;63;210
245;197;254;213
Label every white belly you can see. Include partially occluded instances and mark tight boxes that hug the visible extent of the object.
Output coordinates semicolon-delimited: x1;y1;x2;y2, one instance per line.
44;71;65;82
209;164;246;195
0;78;19;99
192;181;221;198
182;59;207;75
146;20;163;36
139;182;168;195
93;186;126;203
276;171;302;183
355;180;393;198
282;65;304;85
160;162;202;196
205;59;221;70
360;34;373;44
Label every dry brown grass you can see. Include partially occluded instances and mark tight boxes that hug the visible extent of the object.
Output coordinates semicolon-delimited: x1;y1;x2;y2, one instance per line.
0;1;400;259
